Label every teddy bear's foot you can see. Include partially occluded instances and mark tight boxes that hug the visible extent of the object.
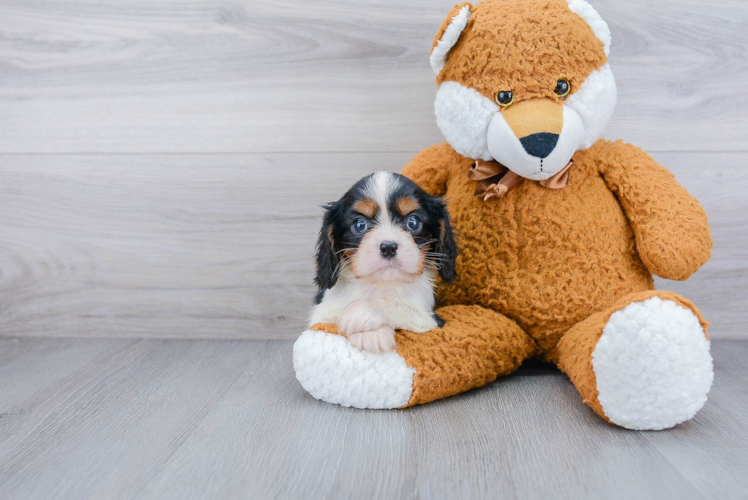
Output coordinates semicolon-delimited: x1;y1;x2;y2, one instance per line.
556;291;713;430
593;296;713;430
293;328;415;409
294;305;538;409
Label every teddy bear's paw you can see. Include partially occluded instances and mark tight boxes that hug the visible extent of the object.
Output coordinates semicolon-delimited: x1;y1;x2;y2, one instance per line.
592;297;714;430
293;329;415;409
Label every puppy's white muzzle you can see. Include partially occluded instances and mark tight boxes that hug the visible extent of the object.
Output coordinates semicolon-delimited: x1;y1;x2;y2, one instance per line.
354;226;422;282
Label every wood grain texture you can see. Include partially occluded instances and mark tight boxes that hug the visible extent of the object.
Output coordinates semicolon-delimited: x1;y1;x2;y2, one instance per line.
0;338;746;500
0;1;744;496
0;152;408;338
0;151;744;339
0;0;746;153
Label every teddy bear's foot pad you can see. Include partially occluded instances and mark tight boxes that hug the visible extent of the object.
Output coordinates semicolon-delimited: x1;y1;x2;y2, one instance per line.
293;329;415;409
592;297;713;430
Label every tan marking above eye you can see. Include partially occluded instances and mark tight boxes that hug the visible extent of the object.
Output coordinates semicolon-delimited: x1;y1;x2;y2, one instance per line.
353;199;379;218
396;197;420;216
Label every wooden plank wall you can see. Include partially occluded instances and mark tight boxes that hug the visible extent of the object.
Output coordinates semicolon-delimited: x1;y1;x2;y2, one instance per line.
0;0;746;339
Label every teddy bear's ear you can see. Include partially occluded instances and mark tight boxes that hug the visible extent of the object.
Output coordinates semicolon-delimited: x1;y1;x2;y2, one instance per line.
430;2;473;75
567;0;611;56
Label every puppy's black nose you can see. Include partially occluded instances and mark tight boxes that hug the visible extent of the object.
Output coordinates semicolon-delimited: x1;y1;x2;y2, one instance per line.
380;241;398;259
520;132;559;159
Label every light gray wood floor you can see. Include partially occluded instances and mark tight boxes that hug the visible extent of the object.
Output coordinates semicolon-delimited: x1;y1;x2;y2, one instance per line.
0;338;746;500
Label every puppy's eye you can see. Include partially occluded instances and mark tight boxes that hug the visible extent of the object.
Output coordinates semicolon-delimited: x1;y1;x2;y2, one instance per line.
352;218;368;234
554;79;571;98
406;215;422;232
495;91;514;107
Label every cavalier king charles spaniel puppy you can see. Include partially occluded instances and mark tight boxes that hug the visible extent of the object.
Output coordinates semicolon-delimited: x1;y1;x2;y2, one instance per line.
309;171;457;353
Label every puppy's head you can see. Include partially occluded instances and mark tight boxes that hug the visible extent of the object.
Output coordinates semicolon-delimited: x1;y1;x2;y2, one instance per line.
314;171;457;290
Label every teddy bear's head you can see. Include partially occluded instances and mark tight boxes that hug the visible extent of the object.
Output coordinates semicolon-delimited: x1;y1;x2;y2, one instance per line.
431;0;616;180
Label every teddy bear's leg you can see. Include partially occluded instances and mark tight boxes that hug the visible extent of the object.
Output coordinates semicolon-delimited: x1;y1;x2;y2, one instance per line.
552;290;713;430
293;304;538;409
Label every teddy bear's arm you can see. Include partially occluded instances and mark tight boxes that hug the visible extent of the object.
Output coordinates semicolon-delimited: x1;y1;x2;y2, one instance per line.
401;143;458;196
596;140;712;281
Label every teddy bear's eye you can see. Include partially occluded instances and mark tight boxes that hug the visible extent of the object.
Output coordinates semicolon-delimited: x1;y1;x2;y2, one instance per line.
554;79;571;98
495;91;514;107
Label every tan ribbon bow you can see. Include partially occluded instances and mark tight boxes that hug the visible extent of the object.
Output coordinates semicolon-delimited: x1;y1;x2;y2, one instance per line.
467;159;574;201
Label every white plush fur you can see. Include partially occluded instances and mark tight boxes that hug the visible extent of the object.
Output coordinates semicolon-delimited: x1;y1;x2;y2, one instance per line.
434;81;499;162
567;0;611;56
293;329;415;409
592;297;714;430
565;64;617;149
430;4;471;75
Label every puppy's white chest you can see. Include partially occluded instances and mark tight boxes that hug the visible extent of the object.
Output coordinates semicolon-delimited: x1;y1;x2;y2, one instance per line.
308;271;436;331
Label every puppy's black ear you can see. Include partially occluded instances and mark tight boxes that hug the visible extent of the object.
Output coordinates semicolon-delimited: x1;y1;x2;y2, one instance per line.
314;201;343;291
434;210;458;284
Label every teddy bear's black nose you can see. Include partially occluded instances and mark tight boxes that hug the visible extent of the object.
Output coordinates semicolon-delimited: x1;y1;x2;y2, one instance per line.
520;133;560;159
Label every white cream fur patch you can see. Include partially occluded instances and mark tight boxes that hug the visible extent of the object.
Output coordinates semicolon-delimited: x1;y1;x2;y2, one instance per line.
430;4;471;75
434;81;499;162
293;329;415;409
592;297;713;430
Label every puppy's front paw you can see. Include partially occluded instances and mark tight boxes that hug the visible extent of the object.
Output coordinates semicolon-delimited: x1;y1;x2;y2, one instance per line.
347;326;396;354
339;299;386;336
407;315;440;333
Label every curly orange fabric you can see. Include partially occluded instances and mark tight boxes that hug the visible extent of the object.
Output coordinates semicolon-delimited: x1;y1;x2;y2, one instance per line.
395;305;537;406
403;139;712;356
310;306;538;408
400;139;712;415
310;0;712;420
436;0;607;105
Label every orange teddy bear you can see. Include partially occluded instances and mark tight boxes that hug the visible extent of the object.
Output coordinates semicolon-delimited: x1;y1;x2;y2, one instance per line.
294;0;714;430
